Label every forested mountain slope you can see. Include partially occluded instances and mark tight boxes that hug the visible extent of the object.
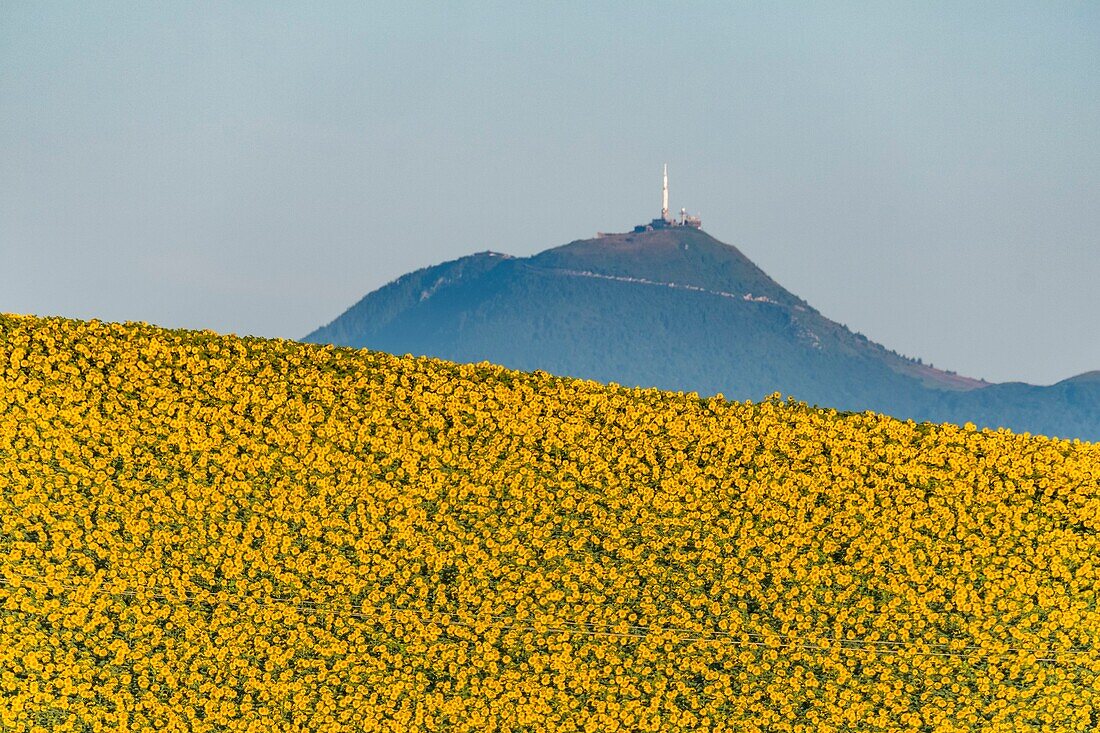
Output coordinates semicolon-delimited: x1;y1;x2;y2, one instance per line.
307;228;1099;440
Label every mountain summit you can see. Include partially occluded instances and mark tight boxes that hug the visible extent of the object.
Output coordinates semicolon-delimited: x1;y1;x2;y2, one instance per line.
306;228;1099;440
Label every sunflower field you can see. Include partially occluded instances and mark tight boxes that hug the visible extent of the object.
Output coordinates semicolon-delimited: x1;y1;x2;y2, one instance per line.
1;313;1098;732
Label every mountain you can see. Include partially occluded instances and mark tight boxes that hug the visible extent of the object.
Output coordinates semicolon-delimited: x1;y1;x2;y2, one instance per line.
305;227;1100;441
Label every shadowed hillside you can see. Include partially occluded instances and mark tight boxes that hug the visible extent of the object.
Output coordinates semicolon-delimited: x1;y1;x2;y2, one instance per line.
306;228;1099;440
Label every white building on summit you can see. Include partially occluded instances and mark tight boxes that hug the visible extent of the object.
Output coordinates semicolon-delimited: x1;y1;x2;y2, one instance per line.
662;163;670;221
635;164;701;232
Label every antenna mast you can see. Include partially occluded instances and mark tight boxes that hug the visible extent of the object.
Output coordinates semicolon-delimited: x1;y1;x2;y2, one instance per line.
661;163;669;221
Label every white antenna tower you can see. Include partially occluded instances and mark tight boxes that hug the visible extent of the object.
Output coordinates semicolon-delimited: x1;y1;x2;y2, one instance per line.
661;163;669;221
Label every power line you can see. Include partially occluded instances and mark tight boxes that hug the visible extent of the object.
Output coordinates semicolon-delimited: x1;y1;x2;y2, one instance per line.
3;559;1092;646
2;572;1094;663
4;529;1095;629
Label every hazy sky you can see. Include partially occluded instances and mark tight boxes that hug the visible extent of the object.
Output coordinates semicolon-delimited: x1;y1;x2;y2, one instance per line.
3;2;1098;385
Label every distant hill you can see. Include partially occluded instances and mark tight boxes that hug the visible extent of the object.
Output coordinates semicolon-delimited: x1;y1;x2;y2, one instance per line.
306;227;1100;440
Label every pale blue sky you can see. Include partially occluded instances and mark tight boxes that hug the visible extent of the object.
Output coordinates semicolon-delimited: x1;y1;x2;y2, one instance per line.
2;2;1098;384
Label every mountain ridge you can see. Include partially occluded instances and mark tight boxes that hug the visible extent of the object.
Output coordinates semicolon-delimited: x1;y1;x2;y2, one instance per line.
305;228;1098;440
